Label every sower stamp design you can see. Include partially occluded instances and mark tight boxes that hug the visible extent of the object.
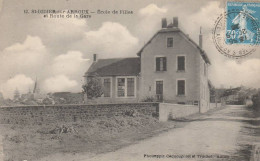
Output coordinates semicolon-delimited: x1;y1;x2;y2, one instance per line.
213;1;260;58
226;2;260;45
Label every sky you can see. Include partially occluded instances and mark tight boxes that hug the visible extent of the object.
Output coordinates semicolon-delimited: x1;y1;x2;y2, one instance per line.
0;0;259;99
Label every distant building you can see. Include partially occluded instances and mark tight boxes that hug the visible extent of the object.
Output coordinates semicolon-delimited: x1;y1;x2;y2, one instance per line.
19;78;46;102
84;17;211;112
31;78;47;100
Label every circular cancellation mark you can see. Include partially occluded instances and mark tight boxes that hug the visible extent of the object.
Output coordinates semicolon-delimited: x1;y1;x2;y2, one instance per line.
212;11;259;59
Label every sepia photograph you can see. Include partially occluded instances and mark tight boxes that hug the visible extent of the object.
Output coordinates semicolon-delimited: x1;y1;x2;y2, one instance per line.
0;0;259;160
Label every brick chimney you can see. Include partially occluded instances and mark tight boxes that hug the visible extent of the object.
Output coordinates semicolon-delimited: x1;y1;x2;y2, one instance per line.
93;54;97;62
162;18;167;28
173;17;178;27
199;27;203;48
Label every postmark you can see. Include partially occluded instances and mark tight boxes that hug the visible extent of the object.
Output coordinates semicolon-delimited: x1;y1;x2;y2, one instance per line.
212;1;260;59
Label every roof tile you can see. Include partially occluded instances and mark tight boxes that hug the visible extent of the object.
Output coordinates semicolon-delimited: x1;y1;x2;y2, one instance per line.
85;57;140;76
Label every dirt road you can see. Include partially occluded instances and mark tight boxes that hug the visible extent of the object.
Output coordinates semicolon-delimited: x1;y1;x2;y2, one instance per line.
38;105;260;161
85;105;259;161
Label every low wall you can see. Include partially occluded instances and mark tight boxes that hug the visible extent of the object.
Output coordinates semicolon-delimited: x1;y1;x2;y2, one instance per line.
159;103;199;122
0;103;159;125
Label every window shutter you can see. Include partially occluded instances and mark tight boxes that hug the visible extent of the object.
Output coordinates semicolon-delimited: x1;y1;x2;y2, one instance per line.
163;57;167;71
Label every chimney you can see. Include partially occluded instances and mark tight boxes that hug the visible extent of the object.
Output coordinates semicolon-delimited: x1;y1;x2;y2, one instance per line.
93;54;97;62
162;18;167;28
173;17;178;27
199;27;203;48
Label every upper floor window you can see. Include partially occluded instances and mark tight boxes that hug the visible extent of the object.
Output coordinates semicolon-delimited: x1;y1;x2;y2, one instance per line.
177;80;185;96
103;78;111;97
177;56;185;71
167;37;173;48
156;57;167;71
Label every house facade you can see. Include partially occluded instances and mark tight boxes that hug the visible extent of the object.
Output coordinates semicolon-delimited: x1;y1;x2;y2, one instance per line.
84;17;211;112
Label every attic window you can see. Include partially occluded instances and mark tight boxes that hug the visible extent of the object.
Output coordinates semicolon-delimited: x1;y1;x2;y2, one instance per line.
167;37;173;48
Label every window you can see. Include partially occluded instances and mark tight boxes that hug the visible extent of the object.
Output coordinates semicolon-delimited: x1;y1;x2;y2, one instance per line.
177;80;185;95
156;81;163;102
177;56;185;71
156;57;167;71
167;37;173;47
117;78;125;97
117;77;135;97
103;78;111;97
127;78;135;97
156;81;163;95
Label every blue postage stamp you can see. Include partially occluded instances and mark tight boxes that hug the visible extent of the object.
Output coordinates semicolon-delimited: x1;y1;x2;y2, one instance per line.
226;2;260;45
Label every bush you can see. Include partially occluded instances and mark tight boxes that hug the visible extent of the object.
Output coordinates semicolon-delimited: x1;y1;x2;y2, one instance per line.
125;109;138;117
82;76;103;99
142;96;156;102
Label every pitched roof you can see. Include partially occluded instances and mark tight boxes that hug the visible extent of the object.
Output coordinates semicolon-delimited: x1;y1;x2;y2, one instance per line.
85;57;140;77
137;27;211;64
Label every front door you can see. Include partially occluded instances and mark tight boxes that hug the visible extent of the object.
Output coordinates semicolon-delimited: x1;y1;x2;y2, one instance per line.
156;81;163;102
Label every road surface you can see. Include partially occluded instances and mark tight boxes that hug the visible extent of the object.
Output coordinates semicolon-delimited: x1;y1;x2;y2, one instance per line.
85;105;260;161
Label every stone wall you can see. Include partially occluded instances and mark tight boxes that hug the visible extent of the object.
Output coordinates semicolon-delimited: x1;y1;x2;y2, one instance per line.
0;103;159;125
159;103;199;121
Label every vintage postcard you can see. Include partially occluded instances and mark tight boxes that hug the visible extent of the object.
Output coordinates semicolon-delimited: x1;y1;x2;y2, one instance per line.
0;0;259;160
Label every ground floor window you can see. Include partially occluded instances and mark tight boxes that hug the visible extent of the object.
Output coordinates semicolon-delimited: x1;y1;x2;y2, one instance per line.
117;78;125;97
127;78;135;97
103;78;111;97
177;80;185;95
117;77;135;97
156;80;163;101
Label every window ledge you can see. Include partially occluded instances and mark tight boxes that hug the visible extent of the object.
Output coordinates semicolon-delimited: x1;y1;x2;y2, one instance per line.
155;71;167;73
116;97;136;98
176;70;185;73
176;95;186;97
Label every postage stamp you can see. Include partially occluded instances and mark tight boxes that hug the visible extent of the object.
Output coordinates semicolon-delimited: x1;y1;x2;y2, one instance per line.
212;1;260;58
226;1;260;45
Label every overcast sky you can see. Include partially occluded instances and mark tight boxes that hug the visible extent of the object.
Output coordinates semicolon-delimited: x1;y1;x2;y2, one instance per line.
0;0;259;98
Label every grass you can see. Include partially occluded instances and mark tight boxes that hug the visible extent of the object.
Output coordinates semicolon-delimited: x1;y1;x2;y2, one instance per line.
0;114;175;161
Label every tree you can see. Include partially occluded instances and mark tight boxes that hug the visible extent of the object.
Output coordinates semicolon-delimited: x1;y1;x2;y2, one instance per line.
82;76;103;99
